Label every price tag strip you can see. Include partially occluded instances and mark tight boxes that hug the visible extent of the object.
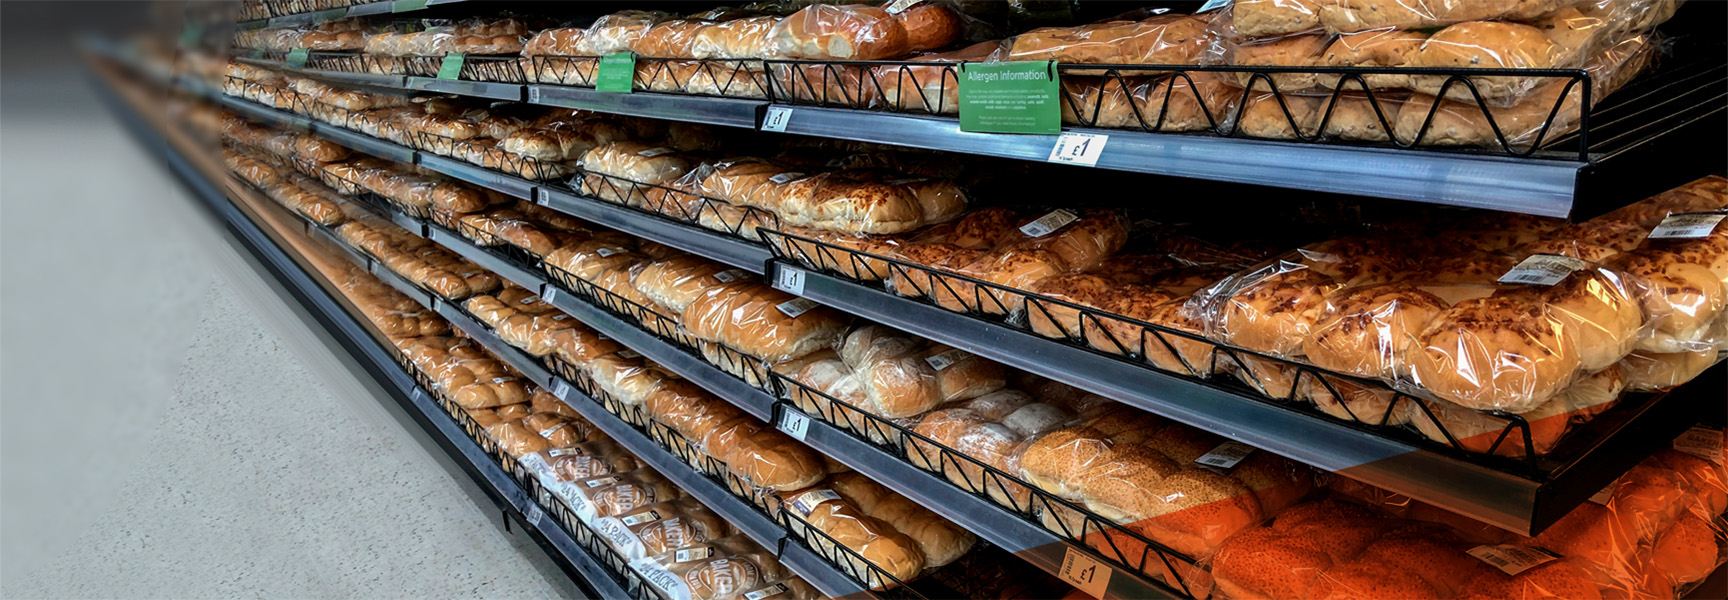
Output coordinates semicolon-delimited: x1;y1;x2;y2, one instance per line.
773;264;805;295
762;106;793;132
1048;133;1109;167
777;409;811;441
1058;547;1113;599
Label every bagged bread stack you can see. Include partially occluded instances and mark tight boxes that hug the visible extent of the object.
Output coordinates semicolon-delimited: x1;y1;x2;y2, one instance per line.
788;325;1007;428
634;535;811;600
580;142;695;208
1205;0;1678;148
680;280;850;366
904;380;1106;508
777;472;976;589
464;286;580;357
888;209;1130;316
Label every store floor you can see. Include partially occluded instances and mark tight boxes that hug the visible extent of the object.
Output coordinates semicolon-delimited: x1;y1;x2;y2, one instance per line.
2;26;577;599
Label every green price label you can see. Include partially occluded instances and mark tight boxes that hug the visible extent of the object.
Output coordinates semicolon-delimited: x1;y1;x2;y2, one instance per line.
437;52;465;80
957;61;1060;135
595;52;636;93
286;48;310;68
391;0;428;12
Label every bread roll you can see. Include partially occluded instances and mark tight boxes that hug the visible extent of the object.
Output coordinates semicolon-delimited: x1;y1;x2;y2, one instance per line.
1452;559;1604;600
1620;347;1719;392
724;431;828;492
1216;265;1341;357
1409;295;1583;413
1306;283;1450;379
1408;21;1563;103
679;283;849;363
1612;250;1726;352
893;3;961;52
1317;0;1574;34
768;5;910;61
1000;15;1210;65
1017;426;1114;499
691;16;778;59
826;473;975;568
1647;449;1727;519
1233;0;1322;38
485;420;552;457
1211;526;1336;599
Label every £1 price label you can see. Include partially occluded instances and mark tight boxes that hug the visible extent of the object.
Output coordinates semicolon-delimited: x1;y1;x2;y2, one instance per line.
1047;132;1108;167
1058;547;1112;599
774;264;805;295
762;106;794;132
522;503;545;527
777;409;811;441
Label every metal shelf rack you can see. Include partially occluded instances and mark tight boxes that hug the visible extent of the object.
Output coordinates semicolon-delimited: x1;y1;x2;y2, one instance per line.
764;260;1725;535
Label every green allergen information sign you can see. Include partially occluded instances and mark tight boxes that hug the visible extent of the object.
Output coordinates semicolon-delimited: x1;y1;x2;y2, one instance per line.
596;52;636;93
957;61;1060;134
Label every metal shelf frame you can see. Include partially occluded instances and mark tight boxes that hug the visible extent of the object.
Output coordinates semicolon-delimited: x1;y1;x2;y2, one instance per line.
767;261;1724;535
91;61;624;599
235;0;463;29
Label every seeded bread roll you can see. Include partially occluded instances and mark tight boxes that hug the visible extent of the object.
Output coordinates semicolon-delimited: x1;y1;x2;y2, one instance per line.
1216;266;1341;357
1542;268;1646;371
1408;295;1583;413
1306;284;1450;379
1408;21;1563;103
1611;250;1726;353
1017;425;1115;500
1318;0;1575;34
1233;0;1322;38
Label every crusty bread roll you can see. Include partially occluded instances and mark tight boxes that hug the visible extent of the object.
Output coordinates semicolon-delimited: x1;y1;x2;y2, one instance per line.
1306;283;1449;379
630;255;745;316
893;3;962;53
493;403;531;421
1000;15;1210;65
826;473;975;568
724;431;828;492
1231;33;1331;91
1216;266;1341;357
1408;295;1583;413
485;420;552;457
1320;28;1428;90
691;16;778;59
1317;0;1574;34
1408;21;1563;103
768;5;910;61
1541;268;1646;371
679;283;849;363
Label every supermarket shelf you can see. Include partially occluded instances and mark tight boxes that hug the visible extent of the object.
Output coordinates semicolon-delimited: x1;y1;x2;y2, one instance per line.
218;94;314;131
767;105;1585;218
90;62;619;598
236;0;458;29
314;123;417;163
418;153;537;199
536;285;778;421
537;188;772;274
406;77;525;101
244;57;412;94
785;404;1183;600
528;85;765;129
770;261;1723;535
424;225;549;292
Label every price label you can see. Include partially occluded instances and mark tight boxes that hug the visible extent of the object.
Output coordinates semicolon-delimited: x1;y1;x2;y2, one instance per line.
774;265;805;295
777;409;811;441
437;52;466;80
1047;132;1108;167
1195;441;1257;470
884;0;924;14
286;48;310;68
1197;0;1234;12
551;378;572;399
526;86;542;103
392;0;428;12
1058;547;1112;599
596;52;636;93
1649;212;1726;240
1498;254;1586;286
541;287;559;304
761;106;794;132
522;502;545;527
1468;545;1559;576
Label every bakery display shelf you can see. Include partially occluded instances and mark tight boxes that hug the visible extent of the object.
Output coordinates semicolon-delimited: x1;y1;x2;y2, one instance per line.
764;258;1724;536
537;187;773;274
90;64;629;599
405;75;526;101
418;153;539;200
216;92;314;131
239;56;413;94
423;223;550;293
306;121;418;164
237;0;454;28
527;84;767;130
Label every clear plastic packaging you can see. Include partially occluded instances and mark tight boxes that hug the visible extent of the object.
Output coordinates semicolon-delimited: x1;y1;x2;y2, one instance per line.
579;11;677;56
678;282;850;363
991;14;1214;65
767;4;912;61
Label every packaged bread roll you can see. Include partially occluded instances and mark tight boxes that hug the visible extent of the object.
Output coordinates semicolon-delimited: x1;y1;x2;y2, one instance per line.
777;484;925;589
1406;294;1584;413
1611;250;1726;353
768;5;911;61
680;283;849;363
1317;0;1579;34
691;16;779;59
997;14;1212;65
873;41;998;115
824;473;976;568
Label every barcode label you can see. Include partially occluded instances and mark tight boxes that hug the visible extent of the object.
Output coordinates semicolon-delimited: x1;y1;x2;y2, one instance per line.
884;0;923;14
712;269;750;283
584;476;621;488
744;583;789;600
618;349;641;359
1498;254;1587;286
773;265;805;295
775;298;818;318
1674;424;1724;464
551;379;572;398
1194;442;1256;469
596;247;629;257
1468;545;1559;575
523;503;545;527
539;422;568;438
1020;210;1080;238
924;348;971;371
621;510;663;526
767;171;804;184
791;489;841;516
675;546;717;563
1197;0;1234;12
1648;212;1726;239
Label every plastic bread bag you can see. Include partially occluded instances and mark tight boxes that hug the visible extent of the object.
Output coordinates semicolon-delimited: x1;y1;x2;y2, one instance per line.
579;143;696;207
735;578;825;600
933;209;1130;317
1232;88;1410;142
884;207;1021;299
1060;71;1238;132
678;283;850;363
1609;248;1726;354
642;535;792;600
1314;0;1578;33
696;157;808;213
766;4;911;60
991;13;1213;65
1393;33;1659;149
1210;0;1326;39
715;424;828;492
775;483;926;589
578;10;678;55
777;170;970;236
836;325;1007;418
820;472;977;569
869;40;1000;114
592;497;717;560
630;20;713;59
691;15;782;59
630;255;753;316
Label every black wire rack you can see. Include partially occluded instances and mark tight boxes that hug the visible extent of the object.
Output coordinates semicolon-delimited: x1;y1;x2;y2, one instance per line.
769;377;1209;598
411;129;575;181
764;59;1616;159
392;54;530;82
540;261;776;392
757;226;1682;476
568;171;781;243
526;57;771;99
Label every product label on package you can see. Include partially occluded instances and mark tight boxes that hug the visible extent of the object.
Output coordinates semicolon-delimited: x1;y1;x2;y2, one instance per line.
596;246;629;257
1498;254;1586;286
518;452;553;477
595;516;646;558
675;546;718;563
617;349;641;359
1468;545;1559;575
621;510;664;526
924;348;972;371
744;583;790;600
1194;441;1257;470
775;298;819;318
1649;212;1727;239
596;52;636;93
538;422;568;439
1020;209;1080;238
636;560;694;600
957;61;1060;135
712;269;750;284
768;172;805;184
638;147;677;157
584;476;622;488
1674;424;1724;464
885;0;923;14
790;489;841;516
565;487;599;523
